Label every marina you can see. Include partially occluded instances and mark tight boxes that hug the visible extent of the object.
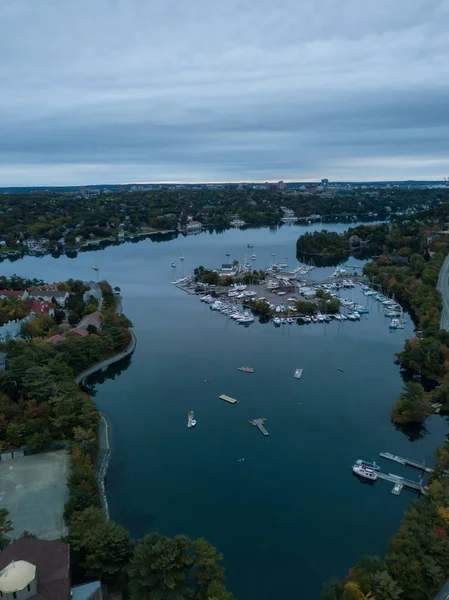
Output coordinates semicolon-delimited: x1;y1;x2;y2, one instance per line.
174;264;408;332
354;452;433;495
249;418;269;436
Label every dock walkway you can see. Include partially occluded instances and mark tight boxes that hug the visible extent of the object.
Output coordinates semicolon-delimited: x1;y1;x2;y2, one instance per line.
377;471;426;494
379;452;433;473
249;418;269;436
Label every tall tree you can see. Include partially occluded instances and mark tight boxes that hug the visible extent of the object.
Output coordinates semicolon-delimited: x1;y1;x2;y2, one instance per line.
191;538;226;599
128;533;193;600
70;507;133;582
0;509;13;549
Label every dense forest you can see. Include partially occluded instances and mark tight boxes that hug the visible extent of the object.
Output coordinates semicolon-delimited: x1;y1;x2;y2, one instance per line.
0;187;446;251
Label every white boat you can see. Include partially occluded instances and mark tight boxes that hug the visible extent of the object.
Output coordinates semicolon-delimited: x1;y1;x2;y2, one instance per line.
187;411;196;428
281;318;287;324
238;315;255;324
355;459;380;471
389;318;400;329
171;262;176;268
352;464;378;481
294;368;303;379
273;317;281;326
251;254;256;260
287;317;294;324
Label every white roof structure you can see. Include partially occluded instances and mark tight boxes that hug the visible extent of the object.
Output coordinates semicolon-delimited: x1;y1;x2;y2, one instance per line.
0;560;36;592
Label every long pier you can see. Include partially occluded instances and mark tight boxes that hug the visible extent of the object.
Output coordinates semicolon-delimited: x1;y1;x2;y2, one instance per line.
377;471;426;495
379;452;433;473
249;418;269;436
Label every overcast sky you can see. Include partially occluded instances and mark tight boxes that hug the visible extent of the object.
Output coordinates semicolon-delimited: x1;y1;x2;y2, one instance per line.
1;0;449;186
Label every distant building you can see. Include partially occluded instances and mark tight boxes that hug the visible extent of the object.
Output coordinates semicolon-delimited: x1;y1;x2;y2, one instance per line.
185;221;202;234
217;264;238;278
27;290;68;307
0;290;25;299
0;538;70;600
27;299;55;316
277;181;286;190
230;219;246;227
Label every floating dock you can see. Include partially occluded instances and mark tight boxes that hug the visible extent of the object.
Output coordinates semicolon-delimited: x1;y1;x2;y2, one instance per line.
379;452;433;473
249;418;269;436
219;394;238;404
237;366;254;373
377;471;426;495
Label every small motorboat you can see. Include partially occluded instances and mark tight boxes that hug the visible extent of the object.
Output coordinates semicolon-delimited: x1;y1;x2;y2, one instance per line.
171;262;176;268
294;368;303;379
187;411;197;428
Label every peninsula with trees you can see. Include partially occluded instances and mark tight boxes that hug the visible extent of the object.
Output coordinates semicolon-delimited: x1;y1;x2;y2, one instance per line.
0;276;236;599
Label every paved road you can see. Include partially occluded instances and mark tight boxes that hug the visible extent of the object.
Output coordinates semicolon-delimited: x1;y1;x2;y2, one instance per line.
437;255;449;331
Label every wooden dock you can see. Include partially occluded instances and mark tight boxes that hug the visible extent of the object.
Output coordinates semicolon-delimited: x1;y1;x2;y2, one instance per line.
249;418;269;436
379;452;433;473
377;471;426;495
219;394;238;404
237;366;254;373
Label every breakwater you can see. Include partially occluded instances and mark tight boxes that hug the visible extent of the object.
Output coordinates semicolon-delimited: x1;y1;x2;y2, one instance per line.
75;329;137;518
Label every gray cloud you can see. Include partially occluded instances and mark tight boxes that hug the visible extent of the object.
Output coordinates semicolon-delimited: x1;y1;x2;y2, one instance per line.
1;0;449;185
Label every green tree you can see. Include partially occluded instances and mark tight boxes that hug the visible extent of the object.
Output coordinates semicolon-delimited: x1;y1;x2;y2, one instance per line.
191;538;226;599
70;507;133;582
0;509;13;549
206;580;237;600
322;578;344;600
391;381;431;424
370;571;401;600
128;533;193;600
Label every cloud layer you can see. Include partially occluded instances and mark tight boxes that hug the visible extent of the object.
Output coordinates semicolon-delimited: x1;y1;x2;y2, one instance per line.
1;0;449;185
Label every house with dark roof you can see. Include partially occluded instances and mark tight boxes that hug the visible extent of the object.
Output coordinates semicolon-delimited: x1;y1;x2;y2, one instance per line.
0;538;70;600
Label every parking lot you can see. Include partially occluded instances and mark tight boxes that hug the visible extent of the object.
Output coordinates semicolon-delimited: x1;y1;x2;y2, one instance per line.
0;450;69;540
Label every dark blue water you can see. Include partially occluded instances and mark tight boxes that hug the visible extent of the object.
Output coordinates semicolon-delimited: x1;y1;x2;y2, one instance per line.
1;222;447;600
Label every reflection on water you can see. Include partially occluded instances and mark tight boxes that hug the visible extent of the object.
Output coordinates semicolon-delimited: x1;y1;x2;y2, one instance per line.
80;355;133;396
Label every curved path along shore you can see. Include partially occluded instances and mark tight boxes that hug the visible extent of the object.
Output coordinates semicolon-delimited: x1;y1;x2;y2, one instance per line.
75;328;137;385
437;255;449;331
75;329;137;518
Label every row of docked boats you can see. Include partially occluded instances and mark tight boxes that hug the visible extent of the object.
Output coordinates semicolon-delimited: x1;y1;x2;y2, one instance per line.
200;296;255;324
361;285;406;329
272;316;295;326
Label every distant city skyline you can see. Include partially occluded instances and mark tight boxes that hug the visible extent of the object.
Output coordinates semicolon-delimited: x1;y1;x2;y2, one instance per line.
1;0;449;186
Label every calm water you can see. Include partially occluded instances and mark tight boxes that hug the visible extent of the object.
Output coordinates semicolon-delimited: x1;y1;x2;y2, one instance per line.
2;223;448;600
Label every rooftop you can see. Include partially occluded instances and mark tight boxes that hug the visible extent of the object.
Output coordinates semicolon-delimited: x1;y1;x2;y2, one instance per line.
0;290;23;297
0;538;70;600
